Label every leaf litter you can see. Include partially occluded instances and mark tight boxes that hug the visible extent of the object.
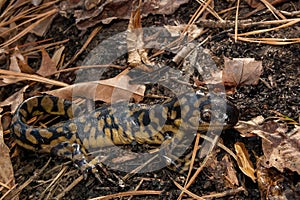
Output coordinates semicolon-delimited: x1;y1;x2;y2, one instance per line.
0;0;299;199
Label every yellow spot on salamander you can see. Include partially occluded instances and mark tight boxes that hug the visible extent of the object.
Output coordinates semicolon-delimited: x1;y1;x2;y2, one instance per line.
56;127;63;133
41;96;54;113
39;129;53;139
16;140;36;151
19;108;28;118
171;110;177;120
79;117;85;123
106;117;112;126
89;127;97;148
181;105;190;118
84;123;91;133
104;128;111;138
25;129;38;144
26;97;38;113
98;119;105;131
83;138;89;149
55;99;66;115
68;123;78;134
174;119;182;127
137;112;144;125
67;106;74;118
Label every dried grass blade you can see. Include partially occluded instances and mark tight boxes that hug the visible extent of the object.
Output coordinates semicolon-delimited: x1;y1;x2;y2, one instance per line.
0;69;68;87
0;8;58;48
237;18;300;37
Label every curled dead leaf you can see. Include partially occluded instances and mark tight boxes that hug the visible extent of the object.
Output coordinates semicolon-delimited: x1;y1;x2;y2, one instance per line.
262;125;300;174
234;115;265;137
236;116;300;174
0;115;16;196
256;155;300;199
0;86;28;113
45;74;145;103
234;142;256;182
164;24;203;40
36;48;58;77
127;2;152;71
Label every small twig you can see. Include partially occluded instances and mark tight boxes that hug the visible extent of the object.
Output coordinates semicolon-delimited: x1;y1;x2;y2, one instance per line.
54;175;84;199
177;133;201;199
21;39;69;56
234;0;241;42
128;178;144;200
122;154;158;181
259;78;272;89
280;10;300;17
260;0;286;20
232;36;300;45
236;18;300;37
200;186;245;198
49;64;126;76
197;18;300;29
172;179;205;200
0;158;52;200
177;134;219;199
243;0;289;18
0;69;69;87
0;8;58;48
89;190;161;200
39;166;69;200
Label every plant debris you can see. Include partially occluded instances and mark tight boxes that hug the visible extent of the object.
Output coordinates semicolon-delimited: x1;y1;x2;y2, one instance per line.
0;0;299;199
59;0;189;29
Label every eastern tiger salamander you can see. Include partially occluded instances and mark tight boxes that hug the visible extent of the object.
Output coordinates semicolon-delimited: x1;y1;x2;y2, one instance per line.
11;92;239;175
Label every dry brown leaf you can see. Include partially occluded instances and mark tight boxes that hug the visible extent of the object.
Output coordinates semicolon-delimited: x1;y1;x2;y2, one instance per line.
244;0;262;8
51;46;65;68
234;142;256;182
222;154;239;187
0;115;16;197
30;9;56;36
127;1;152;71
194;55;262;94
234;116;265;137
60;0;189;30
236;117;300;174
9;51;21;72
36;48;58;77
261;123;300;174
256;155;300;199
0;86;28;113
223;57;263;87
9;48;34;74
164;24;203;40
45;74;145;103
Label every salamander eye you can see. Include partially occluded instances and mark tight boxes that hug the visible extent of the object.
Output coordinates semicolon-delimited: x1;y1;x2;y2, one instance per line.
201;109;211;122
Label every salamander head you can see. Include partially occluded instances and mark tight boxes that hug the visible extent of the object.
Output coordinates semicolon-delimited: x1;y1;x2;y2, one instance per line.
197;93;239;131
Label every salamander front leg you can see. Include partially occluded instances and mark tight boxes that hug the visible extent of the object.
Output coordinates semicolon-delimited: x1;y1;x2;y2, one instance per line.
50;142;101;181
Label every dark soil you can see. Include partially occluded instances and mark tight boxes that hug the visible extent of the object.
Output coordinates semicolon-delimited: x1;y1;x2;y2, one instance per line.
2;0;300;199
